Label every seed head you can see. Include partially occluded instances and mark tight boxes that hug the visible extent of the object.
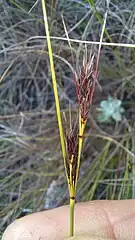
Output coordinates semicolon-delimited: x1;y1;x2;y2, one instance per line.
65;125;78;186
75;54;96;121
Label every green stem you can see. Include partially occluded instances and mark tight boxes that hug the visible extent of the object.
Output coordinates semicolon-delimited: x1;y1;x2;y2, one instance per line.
70;197;75;237
75;112;86;193
41;0;66;162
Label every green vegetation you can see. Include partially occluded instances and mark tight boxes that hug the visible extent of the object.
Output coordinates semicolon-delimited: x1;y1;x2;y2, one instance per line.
0;0;135;238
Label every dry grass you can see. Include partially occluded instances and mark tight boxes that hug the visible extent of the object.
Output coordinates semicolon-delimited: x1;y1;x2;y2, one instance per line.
0;0;135;237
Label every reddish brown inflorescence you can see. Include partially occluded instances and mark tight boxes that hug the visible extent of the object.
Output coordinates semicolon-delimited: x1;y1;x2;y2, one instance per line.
65;54;98;188
74;54;97;121
65;126;78;186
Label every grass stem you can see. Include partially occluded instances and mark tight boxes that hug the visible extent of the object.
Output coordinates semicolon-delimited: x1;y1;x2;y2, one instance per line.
70;197;75;237
75;112;86;193
41;0;66;165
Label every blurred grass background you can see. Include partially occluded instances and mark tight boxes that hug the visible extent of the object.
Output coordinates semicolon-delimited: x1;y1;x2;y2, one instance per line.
0;0;135;237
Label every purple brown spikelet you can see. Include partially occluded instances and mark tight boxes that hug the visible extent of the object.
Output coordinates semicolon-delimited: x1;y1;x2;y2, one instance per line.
74;54;96;121
65;125;78;187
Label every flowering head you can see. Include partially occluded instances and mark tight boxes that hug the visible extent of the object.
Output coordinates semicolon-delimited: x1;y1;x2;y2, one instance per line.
65;125;78;187
74;54;96;121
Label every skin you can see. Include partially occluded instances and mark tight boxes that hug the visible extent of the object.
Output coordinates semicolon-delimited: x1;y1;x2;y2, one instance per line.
2;200;135;240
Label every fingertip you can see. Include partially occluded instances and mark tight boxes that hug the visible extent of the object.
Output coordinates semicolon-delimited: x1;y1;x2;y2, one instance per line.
2;220;22;240
2;207;69;240
2;216;42;240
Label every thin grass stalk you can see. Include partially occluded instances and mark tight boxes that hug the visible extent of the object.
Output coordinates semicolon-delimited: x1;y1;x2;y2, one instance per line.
69;179;75;237
75;112;86;193
70;197;75;236
39;36;135;48
41;1;66;162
